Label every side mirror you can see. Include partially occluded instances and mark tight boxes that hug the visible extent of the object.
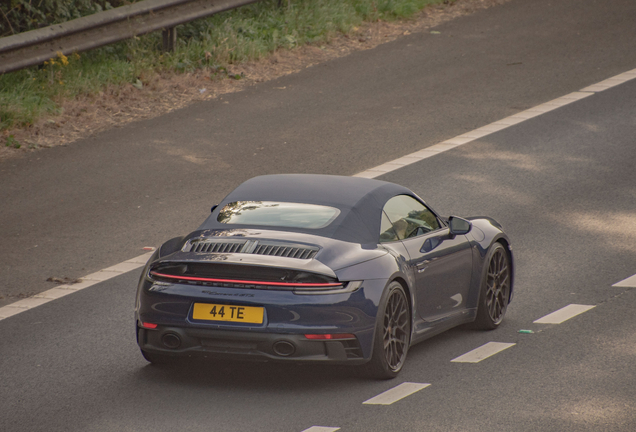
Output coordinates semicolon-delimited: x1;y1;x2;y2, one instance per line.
211;204;218;213
448;216;472;236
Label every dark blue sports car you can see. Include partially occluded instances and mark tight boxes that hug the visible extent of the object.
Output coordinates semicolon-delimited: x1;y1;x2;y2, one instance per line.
135;174;513;378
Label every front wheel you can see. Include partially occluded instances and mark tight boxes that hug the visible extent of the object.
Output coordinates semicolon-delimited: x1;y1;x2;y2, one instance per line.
364;281;411;379
473;242;511;330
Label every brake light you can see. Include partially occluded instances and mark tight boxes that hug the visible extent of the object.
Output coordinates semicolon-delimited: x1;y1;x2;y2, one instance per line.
150;271;342;288
304;333;355;340
140;322;158;329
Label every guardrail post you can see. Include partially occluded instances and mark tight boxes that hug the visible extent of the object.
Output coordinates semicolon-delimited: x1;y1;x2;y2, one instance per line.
162;26;177;52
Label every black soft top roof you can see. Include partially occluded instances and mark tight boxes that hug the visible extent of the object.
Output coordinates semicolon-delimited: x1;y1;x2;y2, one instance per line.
199;174;418;245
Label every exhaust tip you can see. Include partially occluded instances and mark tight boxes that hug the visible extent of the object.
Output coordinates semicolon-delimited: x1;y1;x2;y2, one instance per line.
162;333;181;349
272;340;295;357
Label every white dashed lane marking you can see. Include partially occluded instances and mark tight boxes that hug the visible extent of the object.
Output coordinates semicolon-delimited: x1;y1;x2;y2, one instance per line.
0;252;154;321
533;304;596;324
612;273;636;288
363;382;430;405
301;427;340;432
451;342;516;363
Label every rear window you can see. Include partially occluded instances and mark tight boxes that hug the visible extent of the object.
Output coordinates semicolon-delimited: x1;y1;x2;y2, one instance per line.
217;201;340;229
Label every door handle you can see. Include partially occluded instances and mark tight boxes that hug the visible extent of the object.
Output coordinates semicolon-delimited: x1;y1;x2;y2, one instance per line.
416;261;430;273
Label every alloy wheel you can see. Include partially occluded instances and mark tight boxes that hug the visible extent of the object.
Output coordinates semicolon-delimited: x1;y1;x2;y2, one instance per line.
485;248;510;324
382;289;410;371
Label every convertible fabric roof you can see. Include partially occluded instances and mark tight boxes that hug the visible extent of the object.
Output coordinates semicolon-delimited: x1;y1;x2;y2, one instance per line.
199;174;418;245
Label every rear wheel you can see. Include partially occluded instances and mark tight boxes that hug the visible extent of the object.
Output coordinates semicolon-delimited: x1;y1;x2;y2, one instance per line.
474;243;510;330
365;281;411;379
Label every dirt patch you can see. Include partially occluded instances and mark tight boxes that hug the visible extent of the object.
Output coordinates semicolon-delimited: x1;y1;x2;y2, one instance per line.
0;0;509;161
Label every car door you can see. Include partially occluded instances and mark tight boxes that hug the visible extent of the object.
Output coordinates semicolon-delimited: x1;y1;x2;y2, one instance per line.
382;195;473;322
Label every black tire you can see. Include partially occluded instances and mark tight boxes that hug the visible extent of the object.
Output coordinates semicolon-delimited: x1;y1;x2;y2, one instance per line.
364;281;411;379
473;242;511;330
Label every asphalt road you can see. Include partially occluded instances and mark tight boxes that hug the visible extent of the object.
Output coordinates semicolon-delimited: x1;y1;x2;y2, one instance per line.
2;0;636;304
1;0;636;430
1;74;635;432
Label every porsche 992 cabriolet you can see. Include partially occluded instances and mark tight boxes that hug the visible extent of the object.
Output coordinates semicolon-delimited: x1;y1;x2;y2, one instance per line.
135;174;514;378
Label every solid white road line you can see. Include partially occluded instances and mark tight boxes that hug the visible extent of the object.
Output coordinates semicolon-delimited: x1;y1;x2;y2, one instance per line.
0;252;154;321
354;68;636;179
580;69;636;92
451;342;516;363
362;382;430;405
612;273;636;288
3;69;636;321
533;304;596;324
301;427;340;432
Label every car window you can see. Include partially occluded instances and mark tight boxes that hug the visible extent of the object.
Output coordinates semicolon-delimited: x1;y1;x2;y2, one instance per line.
217;201;340;229
380;211;399;243
382;195;440;240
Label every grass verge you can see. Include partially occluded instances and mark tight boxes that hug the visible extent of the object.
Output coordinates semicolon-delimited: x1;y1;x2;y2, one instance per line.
0;0;445;144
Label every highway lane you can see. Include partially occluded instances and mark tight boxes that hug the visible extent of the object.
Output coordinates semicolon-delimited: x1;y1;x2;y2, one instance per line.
1;76;635;431
2;0;636;304
385;78;636;323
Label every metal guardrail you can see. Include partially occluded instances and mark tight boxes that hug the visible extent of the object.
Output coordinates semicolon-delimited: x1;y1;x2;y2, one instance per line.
0;0;260;74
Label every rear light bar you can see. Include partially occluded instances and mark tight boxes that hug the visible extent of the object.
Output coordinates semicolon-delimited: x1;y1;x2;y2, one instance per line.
305;333;355;340
149;271;342;288
140;322;158;329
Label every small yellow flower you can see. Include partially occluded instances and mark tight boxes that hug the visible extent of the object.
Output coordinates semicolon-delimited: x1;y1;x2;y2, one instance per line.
57;51;69;66
72;52;80;60
59;80;64;85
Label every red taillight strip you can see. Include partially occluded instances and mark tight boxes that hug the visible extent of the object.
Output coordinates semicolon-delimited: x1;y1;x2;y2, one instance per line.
305;333;355;340
140;322;158;329
150;271;342;287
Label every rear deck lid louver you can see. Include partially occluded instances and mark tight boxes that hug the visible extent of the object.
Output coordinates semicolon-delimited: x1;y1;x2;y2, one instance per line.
189;239;247;254
185;239;319;260
252;242;317;259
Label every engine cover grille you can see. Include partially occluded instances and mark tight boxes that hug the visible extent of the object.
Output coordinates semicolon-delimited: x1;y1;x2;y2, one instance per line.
252;243;317;259
185;239;318;260
190;240;246;254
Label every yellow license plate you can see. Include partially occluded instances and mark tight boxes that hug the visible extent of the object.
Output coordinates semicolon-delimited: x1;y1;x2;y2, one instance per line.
192;303;264;324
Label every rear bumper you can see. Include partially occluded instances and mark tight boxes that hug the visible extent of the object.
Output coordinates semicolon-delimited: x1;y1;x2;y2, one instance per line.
137;325;369;364
135;278;390;363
